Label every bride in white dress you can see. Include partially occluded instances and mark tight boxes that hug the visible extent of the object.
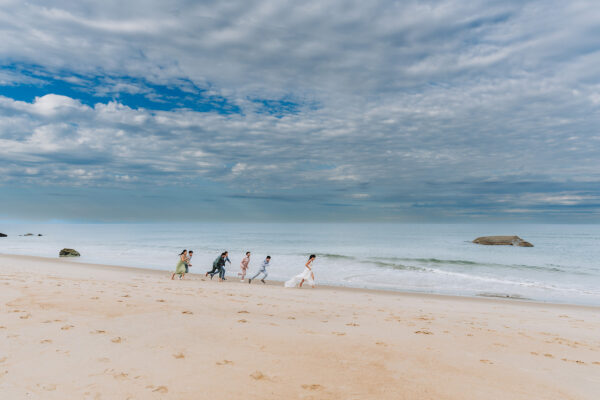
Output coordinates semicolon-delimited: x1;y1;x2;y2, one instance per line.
284;255;316;288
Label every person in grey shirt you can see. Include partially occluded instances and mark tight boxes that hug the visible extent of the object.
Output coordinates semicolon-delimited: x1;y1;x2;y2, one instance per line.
249;256;270;284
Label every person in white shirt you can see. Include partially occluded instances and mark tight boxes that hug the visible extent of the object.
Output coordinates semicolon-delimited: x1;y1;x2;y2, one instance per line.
185;250;193;273
238;251;251;281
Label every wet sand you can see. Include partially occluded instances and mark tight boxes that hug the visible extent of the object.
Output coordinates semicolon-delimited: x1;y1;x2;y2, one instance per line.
1;253;599;399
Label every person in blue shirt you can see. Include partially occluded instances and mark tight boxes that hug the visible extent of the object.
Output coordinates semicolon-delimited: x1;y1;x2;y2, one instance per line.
249;256;270;284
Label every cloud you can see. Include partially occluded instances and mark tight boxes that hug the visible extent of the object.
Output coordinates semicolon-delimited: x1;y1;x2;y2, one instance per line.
29;94;89;116
0;0;599;221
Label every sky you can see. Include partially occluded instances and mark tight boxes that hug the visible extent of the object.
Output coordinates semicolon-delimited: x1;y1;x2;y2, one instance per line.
1;0;599;223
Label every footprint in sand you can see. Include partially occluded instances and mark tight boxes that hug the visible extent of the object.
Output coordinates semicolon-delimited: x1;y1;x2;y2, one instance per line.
152;386;168;393
98;357;110;363
250;371;267;380
415;330;433;335
346;322;359;327
156;299;166;303
39;383;57;391
0;326;5;329
0;357;7;363
287;316;296;320
90;330;106;334
182;311;193;315
480;359;494;364
301;384;323;391
216;360;234;365
544;353;554;358
19;313;32;319
561;358;586;364
121;295;130;298
90;297;99;300
173;353;185;359
592;361;600;365
61;325;74;330
113;372;129;380
238;319;248;323
375;341;387;346
332;332;346;336
111;337;123;343
40;339;52;344
237;310;249;314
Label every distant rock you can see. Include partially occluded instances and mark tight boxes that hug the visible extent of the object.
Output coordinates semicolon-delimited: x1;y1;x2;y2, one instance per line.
0;233;6;237
59;248;81;257
473;236;533;247
23;233;34;236
38;234;43;236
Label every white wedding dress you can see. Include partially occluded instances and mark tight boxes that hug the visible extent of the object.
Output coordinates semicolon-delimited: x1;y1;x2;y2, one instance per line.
284;266;315;288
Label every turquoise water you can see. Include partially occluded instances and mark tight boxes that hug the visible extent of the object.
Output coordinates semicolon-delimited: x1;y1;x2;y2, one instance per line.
1;223;599;306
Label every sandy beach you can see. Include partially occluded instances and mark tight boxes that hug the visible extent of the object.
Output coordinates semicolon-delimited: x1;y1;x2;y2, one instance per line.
0;254;599;399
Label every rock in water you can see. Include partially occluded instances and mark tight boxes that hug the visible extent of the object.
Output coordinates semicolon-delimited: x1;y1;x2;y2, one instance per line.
59;248;81;257
24;233;34;236
473;236;533;247
0;233;7;237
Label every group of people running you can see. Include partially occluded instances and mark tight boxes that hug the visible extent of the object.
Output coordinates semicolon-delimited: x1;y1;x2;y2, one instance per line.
171;250;317;288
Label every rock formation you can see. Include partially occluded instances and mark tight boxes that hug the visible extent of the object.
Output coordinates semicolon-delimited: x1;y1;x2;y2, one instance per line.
59;248;81;257
0;233;6;237
473;236;533;247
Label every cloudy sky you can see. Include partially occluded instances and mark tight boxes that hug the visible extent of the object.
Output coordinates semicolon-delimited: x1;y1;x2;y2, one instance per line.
1;0;599;222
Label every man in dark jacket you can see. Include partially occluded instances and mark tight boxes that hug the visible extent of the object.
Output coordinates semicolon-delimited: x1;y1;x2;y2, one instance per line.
206;252;226;281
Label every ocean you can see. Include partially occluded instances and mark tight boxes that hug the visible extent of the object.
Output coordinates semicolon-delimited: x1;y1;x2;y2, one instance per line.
1;223;599;306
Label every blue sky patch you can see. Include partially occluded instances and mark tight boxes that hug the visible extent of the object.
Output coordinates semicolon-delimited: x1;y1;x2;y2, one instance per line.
0;63;242;114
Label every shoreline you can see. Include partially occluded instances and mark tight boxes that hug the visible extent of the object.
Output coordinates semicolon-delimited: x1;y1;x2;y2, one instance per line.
1;252;597;310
